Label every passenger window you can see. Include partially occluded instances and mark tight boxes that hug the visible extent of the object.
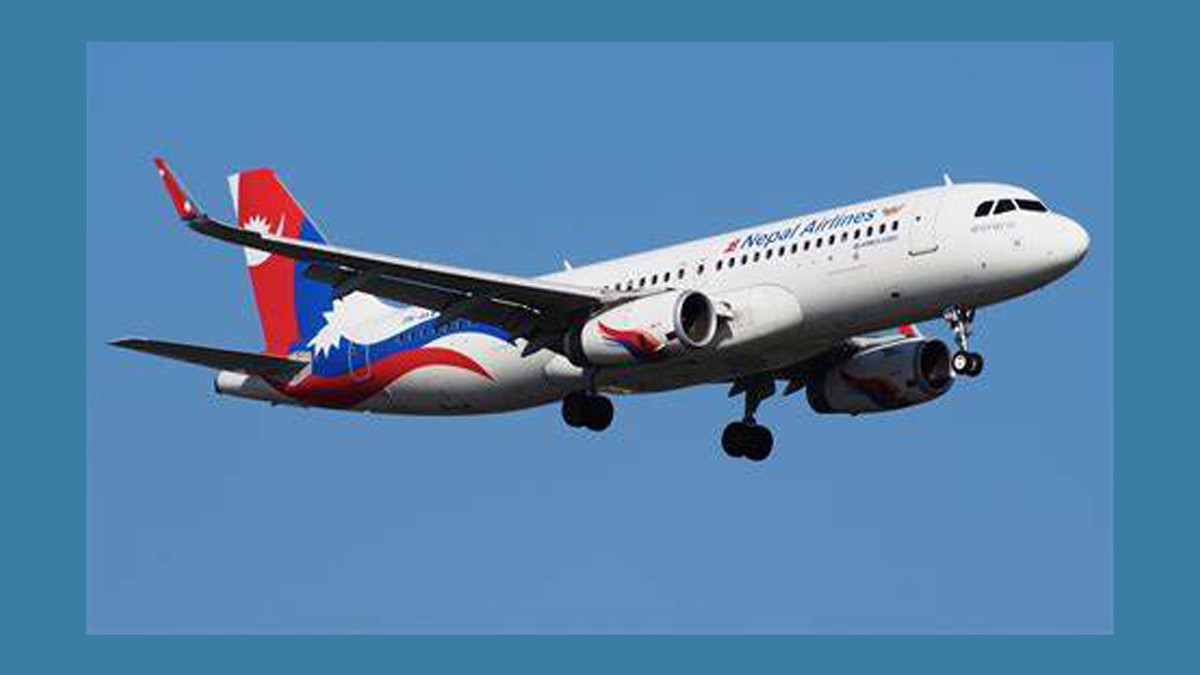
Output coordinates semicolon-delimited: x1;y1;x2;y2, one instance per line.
778;245;786;257
867;226;873;236
678;268;685;279
753;252;760;262
975;200;994;217
994;199;1016;214
1016;199;1048;212
698;264;705;274
803;241;810;251
892;221;899;231
741;255;748;265
815;238;823;248
854;229;861;239
639;277;646;288
651;274;658;284
827;235;835;245
791;243;798;254
841;232;848;242
765;249;773;260
717;260;723;270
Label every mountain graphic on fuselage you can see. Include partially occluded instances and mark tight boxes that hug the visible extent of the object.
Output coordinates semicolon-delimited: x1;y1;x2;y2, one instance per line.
306;293;429;359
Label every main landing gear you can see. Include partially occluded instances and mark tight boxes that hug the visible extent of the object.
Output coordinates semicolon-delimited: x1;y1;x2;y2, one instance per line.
943;306;984;377
562;391;614;432
722;377;775;462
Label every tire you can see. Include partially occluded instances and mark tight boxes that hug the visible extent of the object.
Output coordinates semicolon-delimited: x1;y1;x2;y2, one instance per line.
561;392;588;428
744;426;774;462
968;352;985;376
722;422;747;457
952;351;971;375
584;396;614;432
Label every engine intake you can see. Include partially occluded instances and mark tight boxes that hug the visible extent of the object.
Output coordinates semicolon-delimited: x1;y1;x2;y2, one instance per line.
675;290;718;348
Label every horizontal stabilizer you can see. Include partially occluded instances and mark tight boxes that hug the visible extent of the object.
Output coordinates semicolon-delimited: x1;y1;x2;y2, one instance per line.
110;337;307;376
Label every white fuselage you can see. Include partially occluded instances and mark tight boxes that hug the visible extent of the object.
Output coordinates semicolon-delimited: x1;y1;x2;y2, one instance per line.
236;181;1088;415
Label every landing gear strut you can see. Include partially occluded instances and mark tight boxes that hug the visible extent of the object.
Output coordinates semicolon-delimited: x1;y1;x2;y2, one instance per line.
943;306;984;377
722;378;775;462
562;391;614;432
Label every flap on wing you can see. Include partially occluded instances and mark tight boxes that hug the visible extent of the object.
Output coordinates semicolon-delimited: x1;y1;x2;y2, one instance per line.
110;337;307;376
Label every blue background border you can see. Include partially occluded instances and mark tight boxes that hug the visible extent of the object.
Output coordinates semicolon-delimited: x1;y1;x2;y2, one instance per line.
8;1;1181;670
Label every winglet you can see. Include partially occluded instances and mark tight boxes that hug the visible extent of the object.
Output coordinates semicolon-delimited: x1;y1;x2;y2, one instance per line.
153;157;203;220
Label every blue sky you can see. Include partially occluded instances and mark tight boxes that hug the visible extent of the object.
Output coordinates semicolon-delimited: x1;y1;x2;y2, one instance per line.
86;43;1112;633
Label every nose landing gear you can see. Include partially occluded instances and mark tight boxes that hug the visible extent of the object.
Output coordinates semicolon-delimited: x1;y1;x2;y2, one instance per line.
722;377;775;462
944;306;984;377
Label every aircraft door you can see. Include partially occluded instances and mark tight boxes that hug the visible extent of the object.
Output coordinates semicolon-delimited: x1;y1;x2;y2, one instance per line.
907;192;944;256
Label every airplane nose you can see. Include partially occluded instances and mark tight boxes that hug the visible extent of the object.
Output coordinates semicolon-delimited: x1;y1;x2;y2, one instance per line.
1060;216;1090;267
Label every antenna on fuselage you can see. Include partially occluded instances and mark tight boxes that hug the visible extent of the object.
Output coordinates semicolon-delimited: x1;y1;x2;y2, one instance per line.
943;173;954;186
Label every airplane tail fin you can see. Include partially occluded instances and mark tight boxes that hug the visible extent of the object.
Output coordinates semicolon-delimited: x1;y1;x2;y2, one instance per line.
225;168;336;356
153;159;338;358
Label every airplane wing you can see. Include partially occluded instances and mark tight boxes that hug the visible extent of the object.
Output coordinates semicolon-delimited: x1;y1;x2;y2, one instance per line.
110;337;308;376
188;216;609;337
154;158;633;348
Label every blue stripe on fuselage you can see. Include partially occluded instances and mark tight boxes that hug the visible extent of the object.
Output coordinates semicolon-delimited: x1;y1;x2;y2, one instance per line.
310;317;512;377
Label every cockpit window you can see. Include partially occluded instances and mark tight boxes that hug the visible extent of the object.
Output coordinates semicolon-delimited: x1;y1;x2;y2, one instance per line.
993;199;1016;214
1016;198;1048;212
974;200;994;217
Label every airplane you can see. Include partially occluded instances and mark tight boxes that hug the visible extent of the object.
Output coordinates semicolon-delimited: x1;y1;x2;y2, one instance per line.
112;159;1090;462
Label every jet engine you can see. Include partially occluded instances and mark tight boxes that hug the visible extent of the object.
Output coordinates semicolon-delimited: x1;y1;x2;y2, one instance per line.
565;290;719;367
806;337;954;414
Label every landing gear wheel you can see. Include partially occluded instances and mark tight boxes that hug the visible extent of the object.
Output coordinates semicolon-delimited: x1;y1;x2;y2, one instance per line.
721;421;773;461
583;395;614;431
722;422;748;458
952;351;984;377
967;352;984;376
563;392;614;431
561;392;589;428
743;426;773;462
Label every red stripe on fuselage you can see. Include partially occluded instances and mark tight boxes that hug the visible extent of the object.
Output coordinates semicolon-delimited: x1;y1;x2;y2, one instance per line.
269;346;493;409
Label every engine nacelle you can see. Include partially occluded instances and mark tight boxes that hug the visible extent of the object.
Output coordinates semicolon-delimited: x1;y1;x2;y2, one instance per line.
565;290;719;367
806;338;954;414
